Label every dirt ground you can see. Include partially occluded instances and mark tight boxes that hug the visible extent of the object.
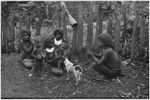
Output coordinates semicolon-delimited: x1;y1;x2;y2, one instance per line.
1;53;149;99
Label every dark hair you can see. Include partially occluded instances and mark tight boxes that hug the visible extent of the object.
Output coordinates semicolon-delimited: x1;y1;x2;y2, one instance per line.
34;36;42;44
53;29;63;39
44;37;54;49
98;33;115;49
21;30;31;37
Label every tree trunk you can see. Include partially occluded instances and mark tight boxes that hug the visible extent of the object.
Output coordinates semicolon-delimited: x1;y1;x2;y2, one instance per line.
130;10;139;60
58;12;62;29
77;2;83;50
18;18;23;53
8;19;15;52
95;2;103;46
2;18;9;53
63;11;67;41
72;25;78;51
114;13;121;53
107;17;113;37
87;2;93;50
47;4;49;19
35;18;43;36
139;17;145;50
122;6;127;43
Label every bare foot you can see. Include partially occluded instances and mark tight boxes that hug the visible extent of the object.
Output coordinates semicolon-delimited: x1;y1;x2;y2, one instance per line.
28;73;33;77
66;77;69;80
75;82;79;85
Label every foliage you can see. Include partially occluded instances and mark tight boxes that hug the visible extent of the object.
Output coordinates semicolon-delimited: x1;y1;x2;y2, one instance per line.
1;1;149;63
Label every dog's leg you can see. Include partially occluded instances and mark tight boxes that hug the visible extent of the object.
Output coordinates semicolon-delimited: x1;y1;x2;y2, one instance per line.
74;72;79;85
75;76;79;85
79;72;82;81
66;71;70;80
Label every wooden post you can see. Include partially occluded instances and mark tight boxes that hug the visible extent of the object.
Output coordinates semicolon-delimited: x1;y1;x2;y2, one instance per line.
3;18;9;53
77;2;83;49
114;13;121;53
63;14;67;41
18;17;23;53
95;2;103;46
107;17;113;37
72;24;78;51
35;17;43;36
130;10;139;60
139;17;145;49
58;13;61;29
122;5;127;43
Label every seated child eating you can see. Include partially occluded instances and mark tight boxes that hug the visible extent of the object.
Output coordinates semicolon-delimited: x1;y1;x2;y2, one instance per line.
29;36;45;77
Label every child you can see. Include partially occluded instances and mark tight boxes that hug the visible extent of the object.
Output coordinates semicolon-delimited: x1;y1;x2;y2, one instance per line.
86;33;122;79
44;29;69;74
20;30;34;69
29;36;45;77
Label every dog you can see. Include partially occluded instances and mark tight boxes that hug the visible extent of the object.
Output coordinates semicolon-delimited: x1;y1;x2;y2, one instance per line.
63;57;82;85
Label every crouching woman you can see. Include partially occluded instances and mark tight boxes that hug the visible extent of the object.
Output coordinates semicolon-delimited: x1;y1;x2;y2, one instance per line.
87;33;123;79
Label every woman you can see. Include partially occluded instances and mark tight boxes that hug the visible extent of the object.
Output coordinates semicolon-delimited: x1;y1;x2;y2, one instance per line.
87;33;122;79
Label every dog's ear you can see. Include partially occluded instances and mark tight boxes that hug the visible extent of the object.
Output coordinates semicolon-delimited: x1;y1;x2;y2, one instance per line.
74;65;82;72
72;59;78;64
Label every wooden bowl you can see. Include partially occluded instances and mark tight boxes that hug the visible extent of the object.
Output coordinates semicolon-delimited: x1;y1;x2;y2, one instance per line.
23;59;33;69
51;67;64;76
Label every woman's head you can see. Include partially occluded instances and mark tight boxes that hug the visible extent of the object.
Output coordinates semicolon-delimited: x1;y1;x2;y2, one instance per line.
98;33;115;49
21;30;31;41
53;29;63;40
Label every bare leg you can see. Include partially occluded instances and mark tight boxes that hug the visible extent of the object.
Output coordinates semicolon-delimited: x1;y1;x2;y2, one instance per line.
74;72;79;85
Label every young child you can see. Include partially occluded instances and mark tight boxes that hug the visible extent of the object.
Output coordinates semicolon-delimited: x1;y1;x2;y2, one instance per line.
20;30;34;69
86;33;122;79
29;36;45;77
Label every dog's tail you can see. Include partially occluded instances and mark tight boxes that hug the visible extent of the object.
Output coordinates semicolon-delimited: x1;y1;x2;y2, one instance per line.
82;74;108;84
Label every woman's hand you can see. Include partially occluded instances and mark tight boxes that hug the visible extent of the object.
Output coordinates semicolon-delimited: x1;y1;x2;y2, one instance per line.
86;50;94;57
41;50;46;57
82;48;93;57
37;55;42;59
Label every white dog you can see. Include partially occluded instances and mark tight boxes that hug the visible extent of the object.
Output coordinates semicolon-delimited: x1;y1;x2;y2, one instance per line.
63;58;82;85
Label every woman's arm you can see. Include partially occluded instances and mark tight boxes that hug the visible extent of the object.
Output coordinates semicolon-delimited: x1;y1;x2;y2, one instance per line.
93;53;103;59
31;48;37;58
91;49;112;65
97;49;112;65
22;42;33;53
31;48;42;59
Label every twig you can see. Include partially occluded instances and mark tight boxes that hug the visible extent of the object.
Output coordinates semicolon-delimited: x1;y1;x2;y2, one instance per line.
45;86;52;94
103;84;112;93
59;92;63;97
72;88;79;95
41;72;48;79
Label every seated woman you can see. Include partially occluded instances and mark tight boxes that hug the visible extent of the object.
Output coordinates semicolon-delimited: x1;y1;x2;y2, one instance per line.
86;33;122;79
20;30;34;69
44;29;69;74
